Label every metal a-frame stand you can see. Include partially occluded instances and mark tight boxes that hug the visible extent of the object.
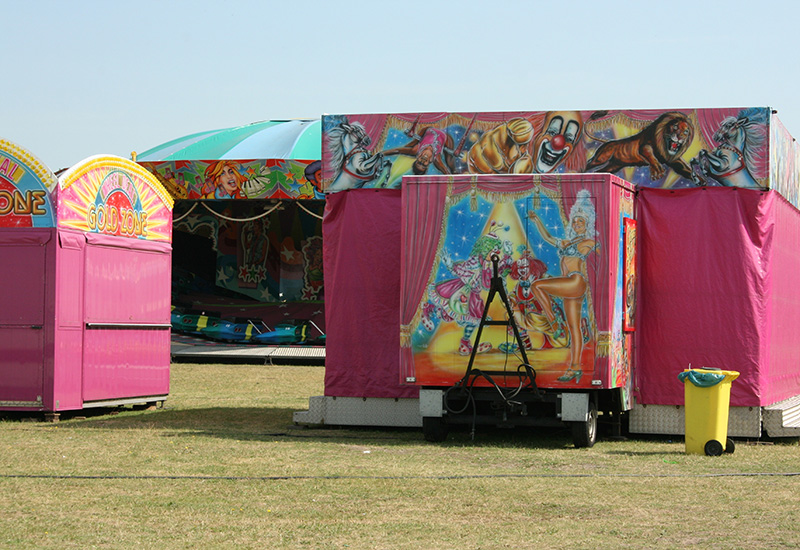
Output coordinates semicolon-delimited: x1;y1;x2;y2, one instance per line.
457;254;540;394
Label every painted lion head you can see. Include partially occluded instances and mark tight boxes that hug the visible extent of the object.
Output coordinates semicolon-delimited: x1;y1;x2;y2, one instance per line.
657;113;693;159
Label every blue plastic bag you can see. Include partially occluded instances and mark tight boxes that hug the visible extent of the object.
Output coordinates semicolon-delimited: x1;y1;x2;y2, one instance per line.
678;369;725;388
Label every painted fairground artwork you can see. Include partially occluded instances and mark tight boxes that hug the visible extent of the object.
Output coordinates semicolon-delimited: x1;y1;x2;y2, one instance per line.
400;174;631;389
139;159;322;201
770;116;800;208
173;200;324;303
58;156;173;241
0;138;58;228
610;210;636;410
623;218;637;332
322;108;770;192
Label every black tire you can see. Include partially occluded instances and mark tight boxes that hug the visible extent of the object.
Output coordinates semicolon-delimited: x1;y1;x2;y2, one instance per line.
572;400;598;448
422;417;449;443
704;439;724;456
725;438;735;454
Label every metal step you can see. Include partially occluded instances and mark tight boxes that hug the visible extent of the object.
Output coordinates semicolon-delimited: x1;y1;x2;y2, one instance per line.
763;395;800;437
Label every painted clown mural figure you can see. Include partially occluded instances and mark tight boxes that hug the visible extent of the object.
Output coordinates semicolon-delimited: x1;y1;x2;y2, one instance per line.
531;111;584;174
498;246;569;354
421;221;514;356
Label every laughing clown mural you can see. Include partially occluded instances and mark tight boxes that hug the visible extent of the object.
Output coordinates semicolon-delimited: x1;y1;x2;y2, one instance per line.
322;108;770;192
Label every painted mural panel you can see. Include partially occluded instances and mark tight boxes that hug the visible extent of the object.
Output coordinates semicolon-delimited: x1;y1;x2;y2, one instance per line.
0;138;58;228
623;218;637;332
173;200;324;303
139;159;322;201
400;174;632;390
613;203;635;410
58;156;173;242
322;108;771;193
770;115;800;208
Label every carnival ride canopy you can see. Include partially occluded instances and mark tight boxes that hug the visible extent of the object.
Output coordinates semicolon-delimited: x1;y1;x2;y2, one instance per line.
134;120;326;327
136;119;321;162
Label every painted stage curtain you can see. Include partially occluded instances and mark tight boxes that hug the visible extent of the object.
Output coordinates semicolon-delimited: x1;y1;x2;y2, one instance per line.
398;178;448;380
323;189;418;398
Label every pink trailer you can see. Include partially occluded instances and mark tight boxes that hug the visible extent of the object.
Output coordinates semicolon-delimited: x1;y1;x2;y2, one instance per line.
397;173;634;446
0;144;173;417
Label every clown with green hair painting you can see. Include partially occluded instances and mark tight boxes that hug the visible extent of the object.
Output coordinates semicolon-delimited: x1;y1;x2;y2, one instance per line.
421;221;513;355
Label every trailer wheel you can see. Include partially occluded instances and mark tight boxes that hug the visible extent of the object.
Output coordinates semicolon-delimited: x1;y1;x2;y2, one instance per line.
422;417;449;443
571;401;597;448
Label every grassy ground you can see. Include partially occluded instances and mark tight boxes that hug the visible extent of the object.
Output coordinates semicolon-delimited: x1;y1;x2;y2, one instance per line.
1;362;798;549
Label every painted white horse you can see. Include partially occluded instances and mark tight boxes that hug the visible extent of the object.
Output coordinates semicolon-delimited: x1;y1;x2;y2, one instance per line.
326;122;391;191
691;116;766;189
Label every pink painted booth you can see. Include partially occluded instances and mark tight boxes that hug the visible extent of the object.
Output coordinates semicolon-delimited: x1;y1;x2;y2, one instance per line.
0;143;173;415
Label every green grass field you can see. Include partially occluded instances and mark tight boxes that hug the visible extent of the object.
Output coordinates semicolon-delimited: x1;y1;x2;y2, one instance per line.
1;362;798;549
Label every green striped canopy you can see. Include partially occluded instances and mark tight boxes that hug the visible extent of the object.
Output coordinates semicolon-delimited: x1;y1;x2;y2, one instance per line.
136;119;321;161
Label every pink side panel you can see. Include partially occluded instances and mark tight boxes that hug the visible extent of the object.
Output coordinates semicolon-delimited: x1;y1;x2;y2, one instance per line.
323;189;418;399
84;237;172;324
603;178;635;391
81;236;171;402
636;188;767;406
51;230;86;410
82;330;170;401
52;328;83;409
0;229;53;409
0;231;50;325
56;231;85;328
765;193;800;404
602;181;622;388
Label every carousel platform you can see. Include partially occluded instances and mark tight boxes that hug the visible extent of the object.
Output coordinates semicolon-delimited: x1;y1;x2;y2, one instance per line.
170;333;325;365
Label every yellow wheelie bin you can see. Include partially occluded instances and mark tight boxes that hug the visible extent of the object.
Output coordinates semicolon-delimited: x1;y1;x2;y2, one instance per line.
677;367;739;456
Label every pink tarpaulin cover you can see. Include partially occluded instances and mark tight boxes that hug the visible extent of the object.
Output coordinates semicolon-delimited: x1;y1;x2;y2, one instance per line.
323;189;418;398
637;187;800;407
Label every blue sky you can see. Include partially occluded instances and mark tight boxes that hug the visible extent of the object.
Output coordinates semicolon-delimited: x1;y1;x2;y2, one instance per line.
4;0;800;170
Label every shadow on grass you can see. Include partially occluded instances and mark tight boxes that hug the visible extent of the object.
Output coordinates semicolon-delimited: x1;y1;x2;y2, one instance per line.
4;407;679;450
15;406;578;449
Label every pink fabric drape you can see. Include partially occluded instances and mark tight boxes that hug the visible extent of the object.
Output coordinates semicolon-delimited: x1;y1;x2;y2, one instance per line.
764;191;800;403
325;179;800;407
636;187;769;406
323;189;418;398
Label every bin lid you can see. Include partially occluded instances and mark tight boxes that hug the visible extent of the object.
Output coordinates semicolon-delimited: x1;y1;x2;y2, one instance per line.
678;368;739;387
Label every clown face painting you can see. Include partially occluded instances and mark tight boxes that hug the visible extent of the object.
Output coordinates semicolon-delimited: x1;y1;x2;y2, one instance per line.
532;111;583;174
